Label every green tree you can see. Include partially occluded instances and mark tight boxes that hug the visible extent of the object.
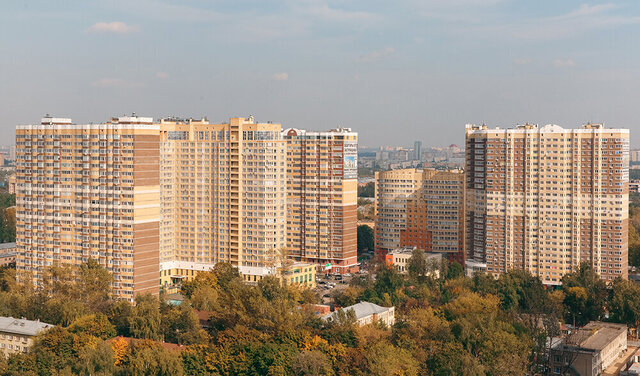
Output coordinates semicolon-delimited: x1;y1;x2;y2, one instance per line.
129;294;162;341
68;313;117;340
407;248;427;280
561;263;607;326
108;300;134;337
162;303;209;345
78;258;113;311
609;278;640;334
120;341;184;376
445;261;464;280
358;182;375;197
357;225;374;255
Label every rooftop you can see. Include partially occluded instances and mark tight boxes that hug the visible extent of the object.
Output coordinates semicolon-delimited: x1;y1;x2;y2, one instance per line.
566;322;627;351
0;242;16;251
0;317;54;336
323;301;393;322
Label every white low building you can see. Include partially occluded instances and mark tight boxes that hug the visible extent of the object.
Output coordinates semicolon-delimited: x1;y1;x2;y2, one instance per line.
323;301;395;327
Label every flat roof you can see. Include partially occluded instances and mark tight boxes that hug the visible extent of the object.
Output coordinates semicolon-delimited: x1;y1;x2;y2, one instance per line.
567;322;627;351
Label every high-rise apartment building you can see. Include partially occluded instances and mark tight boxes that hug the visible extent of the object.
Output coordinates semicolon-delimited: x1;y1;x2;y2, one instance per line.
375;168;465;262
414;141;422;161
283;128;358;274
16;114;354;294
159;117;287;285
465;123;629;284
15;116;160;300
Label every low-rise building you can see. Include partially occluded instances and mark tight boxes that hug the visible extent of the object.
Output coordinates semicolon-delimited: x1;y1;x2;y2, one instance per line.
323;301;395;327
550;321;627;376
0;243;16;267
7;175;15;194
385;247;442;277
0;317;54;356
465;259;488;277
280;262;316;288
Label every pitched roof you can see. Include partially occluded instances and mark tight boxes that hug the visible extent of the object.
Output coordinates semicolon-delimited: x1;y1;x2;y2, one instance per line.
0;317;54;336
323;301;392;321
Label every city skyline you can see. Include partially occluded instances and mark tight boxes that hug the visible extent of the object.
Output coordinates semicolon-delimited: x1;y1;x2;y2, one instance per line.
2;1;640;148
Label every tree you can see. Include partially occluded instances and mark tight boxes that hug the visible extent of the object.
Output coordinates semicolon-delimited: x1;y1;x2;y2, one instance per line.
610;279;640;335
108;300;134;337
407;248;427;280
162;303;209;345
358;182;375;198
445;261;464;280
111;337;129;366
129;294;162;341
561;263;607;326
293;350;333;376
357;225;374;255
68;313;117;340
121;341;185;376
78;258;113;311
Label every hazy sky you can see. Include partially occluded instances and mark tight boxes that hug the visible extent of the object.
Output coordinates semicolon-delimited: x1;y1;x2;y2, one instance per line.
1;0;639;148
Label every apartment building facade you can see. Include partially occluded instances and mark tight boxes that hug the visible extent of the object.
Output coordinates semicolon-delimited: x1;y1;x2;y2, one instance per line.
159;117;287;285
15;116;160;299
374;168;465;262
283;128;358;274
465;123;629;284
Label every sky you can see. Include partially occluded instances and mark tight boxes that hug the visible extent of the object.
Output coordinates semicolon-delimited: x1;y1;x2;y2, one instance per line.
1;0;639;148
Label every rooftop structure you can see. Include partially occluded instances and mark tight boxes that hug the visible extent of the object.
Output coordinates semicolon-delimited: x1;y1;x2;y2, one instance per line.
323;301;395;327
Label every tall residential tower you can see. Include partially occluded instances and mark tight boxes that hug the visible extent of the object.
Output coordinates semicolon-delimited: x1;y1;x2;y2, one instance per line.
15;116;160;300
465;123;629;283
283;128;358;274
159;117;287;285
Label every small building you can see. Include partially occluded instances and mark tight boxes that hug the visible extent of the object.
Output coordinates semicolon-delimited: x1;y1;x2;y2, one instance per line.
550;321;627;376
280;262;316;288
0;243;16;267
7;175;15;194
385;247;442;277
323;301;395;327
465;259;487;277
165;292;185;306
0;317;54;357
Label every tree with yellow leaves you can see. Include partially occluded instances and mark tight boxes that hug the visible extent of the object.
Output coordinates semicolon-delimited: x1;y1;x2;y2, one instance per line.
111;336;128;366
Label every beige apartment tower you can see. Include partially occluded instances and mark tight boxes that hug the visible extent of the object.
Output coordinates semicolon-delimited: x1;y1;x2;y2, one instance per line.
374;168;465;263
15;116;160;300
283;128;358;274
465;123;630;284
159;117;286;285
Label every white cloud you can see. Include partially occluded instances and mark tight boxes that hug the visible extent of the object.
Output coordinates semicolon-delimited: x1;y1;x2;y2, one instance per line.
513;58;532;65
156;72;169;79
358;47;395;63
307;4;375;21
92;78;142;88
565;3;617;18
272;73;289;81
490;3;640;40
553;59;576;68
87;21;138;34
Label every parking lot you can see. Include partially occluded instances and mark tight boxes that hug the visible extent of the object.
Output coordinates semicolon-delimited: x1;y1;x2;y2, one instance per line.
315;273;354;304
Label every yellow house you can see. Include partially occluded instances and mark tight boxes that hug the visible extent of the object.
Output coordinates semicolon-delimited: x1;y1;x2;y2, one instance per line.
280;263;316;288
